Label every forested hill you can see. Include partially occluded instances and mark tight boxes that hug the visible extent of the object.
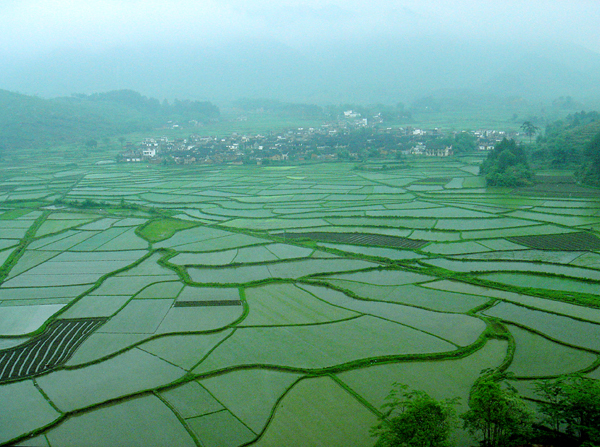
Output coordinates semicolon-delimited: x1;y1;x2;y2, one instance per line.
531;111;600;186
533;111;600;167
0;89;219;151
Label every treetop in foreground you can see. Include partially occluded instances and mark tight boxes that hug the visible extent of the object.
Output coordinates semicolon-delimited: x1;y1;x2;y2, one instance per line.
371;382;459;447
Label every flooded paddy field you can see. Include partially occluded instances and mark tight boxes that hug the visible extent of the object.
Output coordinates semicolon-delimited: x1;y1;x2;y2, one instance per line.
1;156;599;446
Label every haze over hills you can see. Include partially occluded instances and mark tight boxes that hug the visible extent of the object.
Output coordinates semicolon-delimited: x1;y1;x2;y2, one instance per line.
3;38;600;107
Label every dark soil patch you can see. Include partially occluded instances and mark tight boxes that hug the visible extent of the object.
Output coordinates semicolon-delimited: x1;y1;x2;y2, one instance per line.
507;231;600;251
277;231;428;249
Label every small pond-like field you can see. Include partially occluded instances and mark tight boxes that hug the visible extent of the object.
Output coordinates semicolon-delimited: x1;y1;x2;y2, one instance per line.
1;156;599;446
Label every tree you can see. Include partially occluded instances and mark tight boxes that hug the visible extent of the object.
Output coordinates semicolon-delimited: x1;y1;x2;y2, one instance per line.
576;130;600;186
371;383;459;447
535;375;600;445
480;138;533;187
585;130;600;174
461;372;533;447
521;121;539;144
84;139;98;150
453;132;477;153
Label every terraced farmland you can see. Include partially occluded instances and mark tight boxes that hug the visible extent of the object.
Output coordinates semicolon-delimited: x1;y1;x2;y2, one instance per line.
1;155;600;446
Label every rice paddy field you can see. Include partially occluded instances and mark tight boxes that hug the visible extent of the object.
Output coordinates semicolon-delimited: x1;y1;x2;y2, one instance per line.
1;153;600;446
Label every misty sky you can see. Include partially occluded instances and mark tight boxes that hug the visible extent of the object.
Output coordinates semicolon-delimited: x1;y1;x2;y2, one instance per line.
2;0;599;56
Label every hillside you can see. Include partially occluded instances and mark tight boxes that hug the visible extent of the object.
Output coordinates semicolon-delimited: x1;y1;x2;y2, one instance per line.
0;89;219;152
532;111;600;167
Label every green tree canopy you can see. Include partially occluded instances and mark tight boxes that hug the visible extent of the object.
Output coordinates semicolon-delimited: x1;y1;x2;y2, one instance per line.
371;383;459;447
535;375;600;445
521;121;539;143
461;372;533;447
578;130;600;186
85;138;98;149
480;138;533;187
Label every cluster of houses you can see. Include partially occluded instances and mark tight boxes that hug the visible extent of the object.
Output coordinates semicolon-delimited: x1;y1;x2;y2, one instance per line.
117;122;514;165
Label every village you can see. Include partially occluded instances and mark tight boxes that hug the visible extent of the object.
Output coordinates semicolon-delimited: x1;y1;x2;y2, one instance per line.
117;111;516;165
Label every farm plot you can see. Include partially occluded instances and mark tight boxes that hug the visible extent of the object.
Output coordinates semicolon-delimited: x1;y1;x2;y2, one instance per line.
327;217;436;231
508;210;600;227
0;239;18;251
434;217;535;231
184;409;256;447
296;285;485;346
97;299;174;334
37;211;96;230
339;339;507;410
152;226;239;249
279;231;428;248
37;348;186;412
423;279;600;323
0;220;35;242
457;249;586;264
506;325;597;377
28;230;99;251
188;258;376;284
167;233;270;252
169;243;313;267
5;250;60;279
200;369;301;434
134;281;183;299
90;276;174;296
139;331;234;370
367;206;492;219
159;380;224;418
300;282;489;314
1;158;600;446
0;380;61;446
44;394;196;447
571;251;600;268
223;217;330;231
252;376;378;447
169;249;238;266
317;243;425;260
337;340;508;447
194;316;456;375
422;240;492;255
0;284;89;304
154;302;243;334
482;302;600;352
0;318;105;382
2;250;146;288
241;283;358;326
61;295;131;318
0;304;65;335
458;223;573;241
323;217;432;230
65;333;149;365
507;231;600;251
321;268;432;286
423;258;600;281
481;272;600;296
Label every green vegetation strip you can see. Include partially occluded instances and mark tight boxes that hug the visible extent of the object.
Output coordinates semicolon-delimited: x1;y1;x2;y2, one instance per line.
137;218;199;243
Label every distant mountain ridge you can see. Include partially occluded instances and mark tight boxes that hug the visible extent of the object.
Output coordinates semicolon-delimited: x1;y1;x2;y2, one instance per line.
1;38;600;106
